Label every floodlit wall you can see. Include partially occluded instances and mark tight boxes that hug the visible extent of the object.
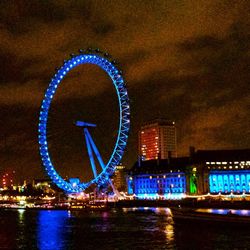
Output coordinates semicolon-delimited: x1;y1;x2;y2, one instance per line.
131;172;186;199
209;170;250;193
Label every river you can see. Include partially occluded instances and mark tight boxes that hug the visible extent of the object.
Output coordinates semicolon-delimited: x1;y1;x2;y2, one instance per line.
0;207;250;249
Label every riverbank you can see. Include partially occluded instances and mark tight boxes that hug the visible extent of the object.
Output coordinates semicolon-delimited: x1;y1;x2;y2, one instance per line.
1;197;250;210
112;198;250;209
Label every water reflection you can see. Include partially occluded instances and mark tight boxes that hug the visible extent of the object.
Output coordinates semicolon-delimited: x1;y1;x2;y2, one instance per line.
165;222;174;244
196;208;250;216
17;208;26;247
37;210;70;250
1;207;250;249
18;209;25;222
122;207;172;216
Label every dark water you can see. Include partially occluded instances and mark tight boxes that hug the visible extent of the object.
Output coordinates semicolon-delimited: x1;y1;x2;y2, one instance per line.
0;207;250;250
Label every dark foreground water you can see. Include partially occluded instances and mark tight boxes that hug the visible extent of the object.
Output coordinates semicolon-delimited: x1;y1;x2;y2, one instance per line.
1;207;250;250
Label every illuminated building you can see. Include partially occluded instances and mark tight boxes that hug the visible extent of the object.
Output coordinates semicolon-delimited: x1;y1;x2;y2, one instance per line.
112;165;126;192
139;119;177;161
1;171;15;189
33;179;55;194
128;148;250;197
193;149;250;194
127;157;189;199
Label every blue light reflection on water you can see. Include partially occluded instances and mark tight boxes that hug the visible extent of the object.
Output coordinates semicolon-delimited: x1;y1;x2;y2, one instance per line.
37;210;72;250
196;208;250;216
122;207;172;216
1;208;250;249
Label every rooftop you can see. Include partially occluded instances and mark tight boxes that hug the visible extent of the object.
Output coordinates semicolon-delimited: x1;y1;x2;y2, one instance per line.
193;149;250;162
141;118;175;127
129;157;190;175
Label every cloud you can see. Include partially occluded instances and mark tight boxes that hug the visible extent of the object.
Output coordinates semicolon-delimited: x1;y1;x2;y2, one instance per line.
178;95;250;155
0;1;249;181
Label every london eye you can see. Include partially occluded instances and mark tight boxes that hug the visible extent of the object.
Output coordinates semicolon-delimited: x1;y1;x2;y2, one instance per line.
38;49;130;193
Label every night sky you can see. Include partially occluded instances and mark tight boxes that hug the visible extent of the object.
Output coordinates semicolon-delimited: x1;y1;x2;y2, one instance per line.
0;1;249;183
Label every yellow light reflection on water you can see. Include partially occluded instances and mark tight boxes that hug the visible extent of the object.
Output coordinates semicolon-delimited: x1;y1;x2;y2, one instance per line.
165;221;174;244
18;208;25;221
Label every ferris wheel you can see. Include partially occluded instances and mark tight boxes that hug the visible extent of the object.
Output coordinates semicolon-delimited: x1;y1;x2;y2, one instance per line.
38;49;130;193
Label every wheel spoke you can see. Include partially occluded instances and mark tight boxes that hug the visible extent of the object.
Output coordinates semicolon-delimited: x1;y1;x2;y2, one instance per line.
84;128;97;178
85;128;105;170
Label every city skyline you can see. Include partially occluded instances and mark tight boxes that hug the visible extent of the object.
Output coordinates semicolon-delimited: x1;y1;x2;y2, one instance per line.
0;1;249;181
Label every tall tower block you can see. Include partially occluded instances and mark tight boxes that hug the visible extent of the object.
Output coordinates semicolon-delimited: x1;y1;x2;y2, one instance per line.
139;119;177;161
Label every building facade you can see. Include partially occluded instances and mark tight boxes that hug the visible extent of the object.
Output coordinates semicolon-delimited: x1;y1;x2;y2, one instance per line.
193;149;250;194
127;157;189;199
112;165;127;192
139;119;177;161
127;148;250;199
1;171;15;189
33;179;55;194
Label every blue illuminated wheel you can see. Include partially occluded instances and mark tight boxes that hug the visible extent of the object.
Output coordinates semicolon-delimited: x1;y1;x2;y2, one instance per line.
38;49;130;193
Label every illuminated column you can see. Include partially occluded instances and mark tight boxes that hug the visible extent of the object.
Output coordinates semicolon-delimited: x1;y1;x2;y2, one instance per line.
218;175;223;193
241;174;246;192
229;175;235;192
235;174;241;193
247;174;250;193
213;175;218;193
223;174;229;193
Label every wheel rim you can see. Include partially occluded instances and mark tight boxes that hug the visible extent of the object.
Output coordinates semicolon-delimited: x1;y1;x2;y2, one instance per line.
38;52;130;193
